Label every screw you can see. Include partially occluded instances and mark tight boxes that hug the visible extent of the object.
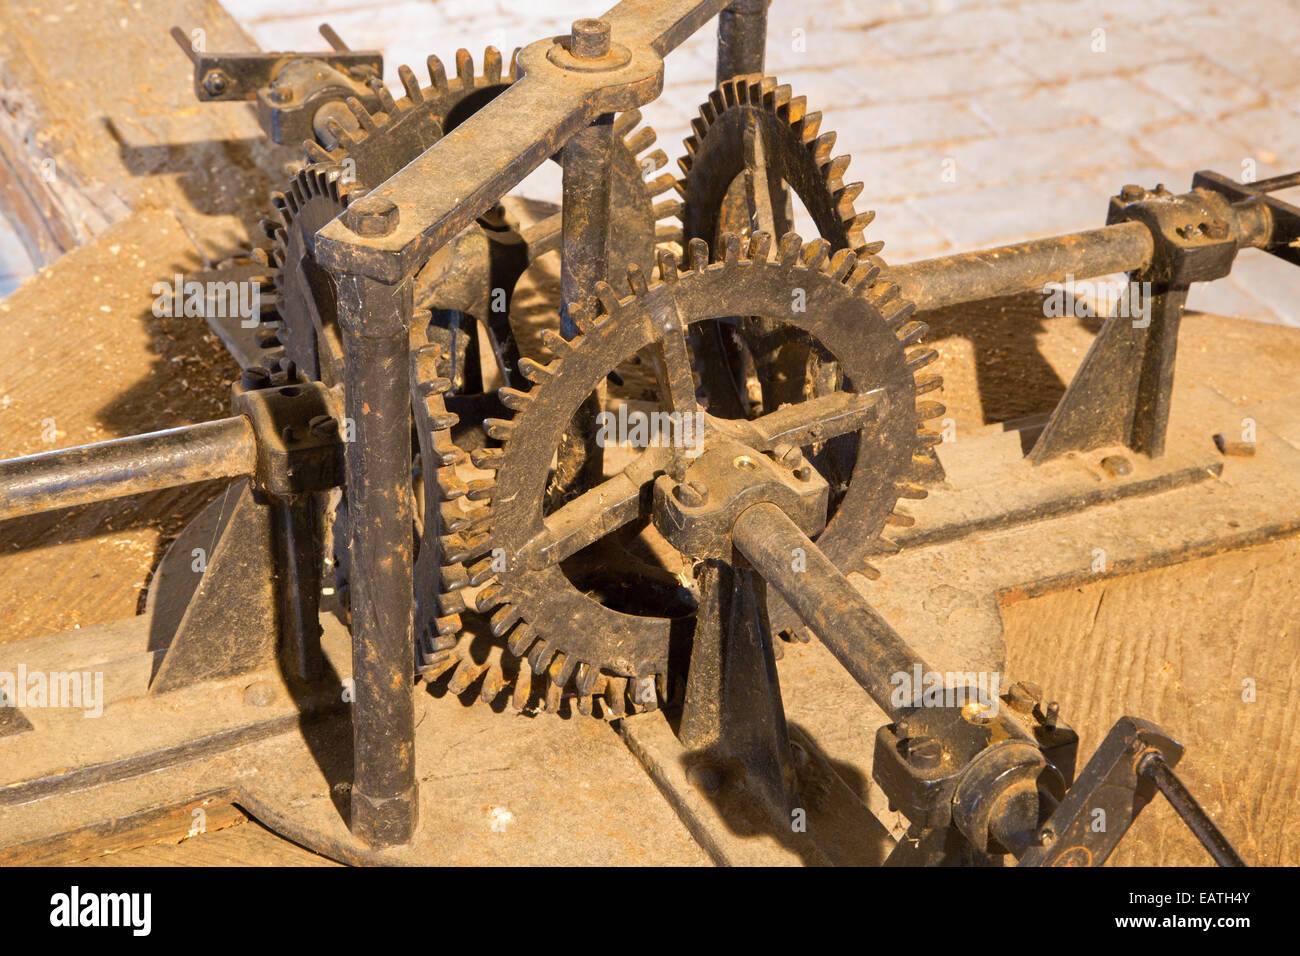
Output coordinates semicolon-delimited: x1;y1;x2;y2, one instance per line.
240;366;272;390
1042;700;1060;728
1100;454;1131;476
1006;680;1042;713
570;18;611;58
1039;825;1056;847
905;737;943;770
895;718;910;740
1119;184;1144;202
1181;222;1203;239
201;69;231;96
675;480;709;507
667;459;688;482
345;195;400;237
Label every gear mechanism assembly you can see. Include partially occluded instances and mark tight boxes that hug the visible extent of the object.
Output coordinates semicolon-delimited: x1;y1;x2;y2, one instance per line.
5;0;1299;869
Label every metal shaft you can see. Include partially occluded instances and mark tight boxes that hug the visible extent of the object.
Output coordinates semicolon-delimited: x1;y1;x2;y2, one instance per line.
732;502;928;719
890;221;1155;313
1141;754;1246;867
336;272;418;848
0;416;255;520
716;0;768;82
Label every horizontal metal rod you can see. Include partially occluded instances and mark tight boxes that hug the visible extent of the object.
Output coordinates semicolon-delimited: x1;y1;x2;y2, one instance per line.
0;417;256;520
732;501;928;720
890;221;1155;313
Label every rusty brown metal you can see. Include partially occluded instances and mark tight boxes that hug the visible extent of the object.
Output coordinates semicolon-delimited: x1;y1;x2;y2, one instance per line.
0;416;256;521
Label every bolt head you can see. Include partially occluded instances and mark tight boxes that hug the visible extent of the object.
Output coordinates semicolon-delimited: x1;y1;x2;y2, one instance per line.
201;69;230;96
905;736;943;770
570;18;611;58
1119;184;1144;202
240;366;272;390
674;480;709;507
345;195;400;237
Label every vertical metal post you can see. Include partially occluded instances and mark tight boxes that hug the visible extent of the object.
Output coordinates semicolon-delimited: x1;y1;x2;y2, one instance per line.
271;493;325;682
716;0;769;82
555;19;616;496
335;210;419;846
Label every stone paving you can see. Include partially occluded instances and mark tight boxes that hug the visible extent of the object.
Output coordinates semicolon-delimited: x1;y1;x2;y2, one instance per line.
3;0;1299;322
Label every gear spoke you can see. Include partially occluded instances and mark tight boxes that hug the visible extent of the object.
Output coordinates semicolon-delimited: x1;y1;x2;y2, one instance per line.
648;295;701;415
738;388;887;450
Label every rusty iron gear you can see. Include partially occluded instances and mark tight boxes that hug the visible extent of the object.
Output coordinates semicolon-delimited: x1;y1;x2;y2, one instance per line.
451;231;942;713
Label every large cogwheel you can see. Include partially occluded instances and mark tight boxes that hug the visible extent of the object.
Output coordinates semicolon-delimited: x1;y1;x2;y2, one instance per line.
676;75;882;420
456;231;943;716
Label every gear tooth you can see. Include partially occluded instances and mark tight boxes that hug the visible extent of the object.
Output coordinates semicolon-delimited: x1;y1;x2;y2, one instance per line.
916;400;946;421
542;676;563;713
455;48;474;83
527;639;555;676
518;357;552;384
541;327;573;355
784;94;807;124
508;47;521;79
681;136;699;160
896;318;928;346
506;623;535;659
470;447;505;469
811;131;836;166
614;108;642;136
465;478;495;502
475;584;505;613
721;81;739;108
604;676;628;719
848;209;877;236
859;562;882;581
748;231;773;262
397;64;424;102
467;555;496;585
915;374;943;396
699;99;716;124
916;428;943;449
576;691;595;717
325;117;356;149
550;652;578;690
448;661;485;696
479;662;507;704
905;346;939;372
849;261;882;295
690;116;708;140
594;280;621;315
490;603;521;638
258;218;279;240
652;198;683;222
577;662;602;696
369;77;398;114
438;588;470;615
483;45;503;84
874;536;902;555
346;96;377;133
688;237;710;273
722;232;743;264
656;248;680;284
707;88;725;115
768;83;792;109
421;652;460;681
303;140;333;163
567;301;596;332
484;417;515;440
646;171;675;198
777;231;804;267
825;154;851;187
862;239;886;257
623;126;656;156
626;262;649;296
427;54;448;91
426;409;459;430
433;437;465;465
872;281;901;304
801;237;831;272
802;111;825;145
896;481;928;500
510;666;533;711
437;465;467;499
829;248;858;282
498;386;533;410
885;508;916;528
837;181;865;207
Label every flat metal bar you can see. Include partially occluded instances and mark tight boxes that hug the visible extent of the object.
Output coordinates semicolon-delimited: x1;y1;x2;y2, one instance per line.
314;0;728;282
603;0;731;55
890;221;1154;313
1141;755;1247;867
715;0;768;81
0;417;256;520
732;502;928;719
